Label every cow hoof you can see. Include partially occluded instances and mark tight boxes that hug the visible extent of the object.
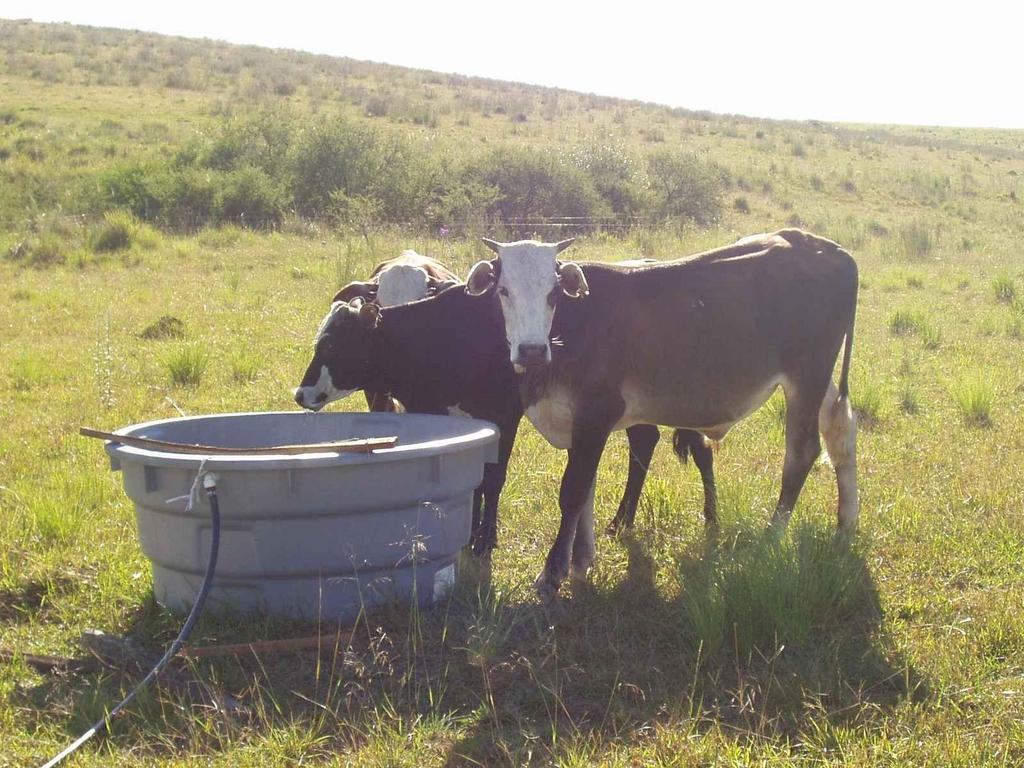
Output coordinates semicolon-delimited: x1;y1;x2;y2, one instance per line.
605;520;632;538
534;572;563;603
568;567;589;585
470;537;496;560
569;559;592;583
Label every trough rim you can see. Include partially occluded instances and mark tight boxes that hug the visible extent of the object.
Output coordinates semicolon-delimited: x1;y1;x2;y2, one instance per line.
103;411;499;471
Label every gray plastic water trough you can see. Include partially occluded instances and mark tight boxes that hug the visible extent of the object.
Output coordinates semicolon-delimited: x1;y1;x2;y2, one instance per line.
104;411;499;621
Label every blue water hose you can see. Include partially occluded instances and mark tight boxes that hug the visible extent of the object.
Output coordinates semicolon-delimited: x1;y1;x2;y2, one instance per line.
40;471;222;768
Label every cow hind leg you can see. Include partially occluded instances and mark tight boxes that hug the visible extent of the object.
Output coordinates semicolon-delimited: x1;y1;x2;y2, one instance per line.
607;424;659;535
772;386;823;529
819;382;859;532
675;430;718;532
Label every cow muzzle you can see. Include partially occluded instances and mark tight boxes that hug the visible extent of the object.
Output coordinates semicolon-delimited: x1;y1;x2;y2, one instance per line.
293;387;328;411
515;342;550;369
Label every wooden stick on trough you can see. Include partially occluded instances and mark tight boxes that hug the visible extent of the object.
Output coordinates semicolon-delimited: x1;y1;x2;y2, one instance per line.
80;427;398;455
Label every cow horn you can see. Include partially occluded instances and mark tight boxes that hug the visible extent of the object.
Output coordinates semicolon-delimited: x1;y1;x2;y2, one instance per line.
482;238;502;255
553;238;576;254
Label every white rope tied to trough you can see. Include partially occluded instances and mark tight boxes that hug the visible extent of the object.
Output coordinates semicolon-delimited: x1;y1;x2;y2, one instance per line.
165;456;211;511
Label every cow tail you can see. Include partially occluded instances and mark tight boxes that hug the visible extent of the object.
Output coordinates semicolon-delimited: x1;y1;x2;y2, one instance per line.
671;430;692;465
838;303;855;401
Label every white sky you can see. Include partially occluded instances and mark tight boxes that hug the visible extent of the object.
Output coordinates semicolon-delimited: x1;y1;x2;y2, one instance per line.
4;1;1021;129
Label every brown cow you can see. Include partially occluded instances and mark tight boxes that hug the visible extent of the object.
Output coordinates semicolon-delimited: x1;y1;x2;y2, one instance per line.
466;230;859;598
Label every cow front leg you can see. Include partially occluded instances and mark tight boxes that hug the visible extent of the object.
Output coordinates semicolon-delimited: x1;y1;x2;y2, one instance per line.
537;428;611;601
607;424;659;535
472;412;521;558
470;486;484;548
570;478;597;579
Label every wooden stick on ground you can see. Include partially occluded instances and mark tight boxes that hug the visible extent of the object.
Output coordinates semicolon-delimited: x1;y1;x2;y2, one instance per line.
0;649;97;673
180;630;354;659
80;427;397;455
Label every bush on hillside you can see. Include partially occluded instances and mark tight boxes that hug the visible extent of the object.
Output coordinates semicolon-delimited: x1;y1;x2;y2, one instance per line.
216;166;286;229
464;146;609;237
645;150;727;227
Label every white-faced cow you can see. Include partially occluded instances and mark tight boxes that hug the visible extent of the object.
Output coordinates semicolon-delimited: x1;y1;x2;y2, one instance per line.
466;229;859;598
313;251;459;412
292;276;717;556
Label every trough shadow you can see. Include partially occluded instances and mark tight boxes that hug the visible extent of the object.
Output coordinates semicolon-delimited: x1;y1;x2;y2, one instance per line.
15;526;929;765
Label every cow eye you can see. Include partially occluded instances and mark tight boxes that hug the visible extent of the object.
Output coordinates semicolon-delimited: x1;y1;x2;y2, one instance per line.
498;287;509;298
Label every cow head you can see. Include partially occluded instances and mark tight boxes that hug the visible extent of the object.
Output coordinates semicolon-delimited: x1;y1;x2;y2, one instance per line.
375;263;430;306
465;238;584;370
293;298;381;411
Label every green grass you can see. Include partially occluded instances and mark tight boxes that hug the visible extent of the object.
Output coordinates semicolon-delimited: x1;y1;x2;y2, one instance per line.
229;350;262;383
950;376;995;427
992;274;1016;304
3;17;1024;768
163;343;210;387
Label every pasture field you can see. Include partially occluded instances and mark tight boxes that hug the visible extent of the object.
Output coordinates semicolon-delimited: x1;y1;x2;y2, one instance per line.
3;18;1024;767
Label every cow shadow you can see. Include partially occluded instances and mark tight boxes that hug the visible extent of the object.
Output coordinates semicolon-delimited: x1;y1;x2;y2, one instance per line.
439;524;927;765
14;525;927;765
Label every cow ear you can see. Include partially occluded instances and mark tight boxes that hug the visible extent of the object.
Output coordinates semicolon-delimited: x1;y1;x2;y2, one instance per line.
358;301;381;328
333;280;377;304
553;237;576;255
430;278;461;295
481;238;502;255
556;261;589;299
465;260;498;296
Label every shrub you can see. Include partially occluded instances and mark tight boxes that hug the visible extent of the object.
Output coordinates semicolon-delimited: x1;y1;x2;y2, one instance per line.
6;233;66;267
216;166;286;229
465;146;608;236
645;150;726;227
565;142;646;219
95;163;163;221
91;210;137;252
289;118;386;217
156;168;218;230
733;196;750;213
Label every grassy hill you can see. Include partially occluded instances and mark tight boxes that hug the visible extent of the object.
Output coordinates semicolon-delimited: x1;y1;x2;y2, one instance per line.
2;18;1024;767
